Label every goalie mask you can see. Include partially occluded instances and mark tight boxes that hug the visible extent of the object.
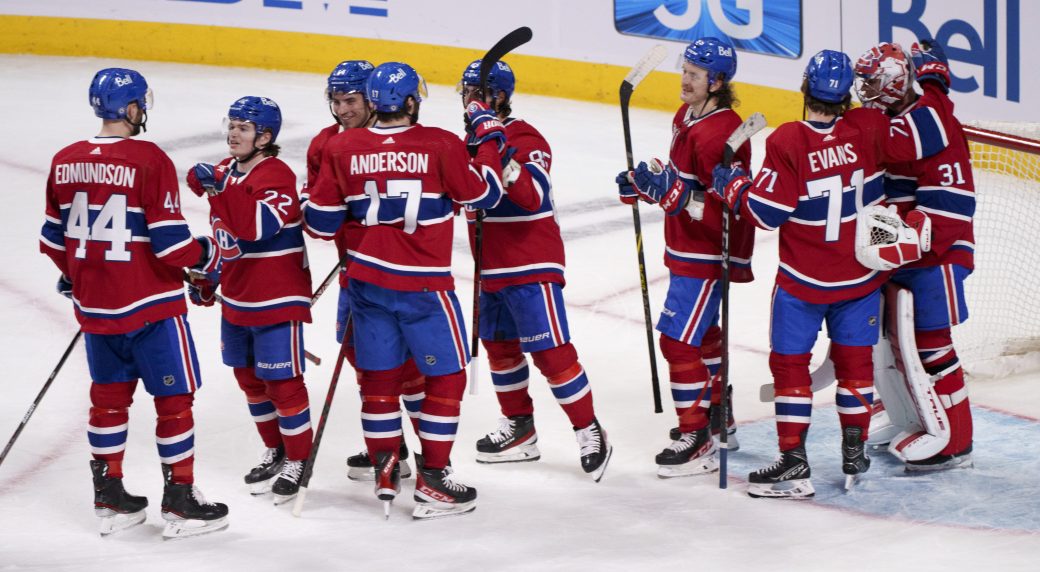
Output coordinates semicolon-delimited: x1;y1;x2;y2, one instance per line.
854;42;915;111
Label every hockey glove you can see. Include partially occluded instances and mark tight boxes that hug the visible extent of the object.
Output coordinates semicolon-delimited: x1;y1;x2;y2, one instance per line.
187;163;230;197
911;39;950;94
855;205;925;271
465;100;506;153
187;273;218;307
500;147;521;187
710;163;751;211
616;170;638;205
192;236;222;275
56;274;73;300
631;159;690;216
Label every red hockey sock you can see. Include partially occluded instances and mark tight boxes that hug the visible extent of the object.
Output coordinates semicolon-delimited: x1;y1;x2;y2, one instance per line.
831;343;874;437
155;393;195;485
88;381;137;478
533;343;595;429
770;351;812;451
233;367;282;449
484;339;533;418
399;358;425;436
418;371;466;470
266;375;313;461
660;335;710;432
701;325;723;388
359;367;404;463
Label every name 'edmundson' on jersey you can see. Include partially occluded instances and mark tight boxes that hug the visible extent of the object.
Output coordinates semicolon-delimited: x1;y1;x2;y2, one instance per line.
350;151;429;175
54;162;137;188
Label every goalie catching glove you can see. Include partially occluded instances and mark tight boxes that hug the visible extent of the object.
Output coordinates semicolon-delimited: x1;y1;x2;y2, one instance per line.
855;205;931;271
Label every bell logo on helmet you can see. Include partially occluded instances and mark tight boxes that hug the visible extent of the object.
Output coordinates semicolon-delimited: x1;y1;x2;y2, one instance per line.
260;97;276;107
717;46;733;57
113;74;134;87
388;69;407;84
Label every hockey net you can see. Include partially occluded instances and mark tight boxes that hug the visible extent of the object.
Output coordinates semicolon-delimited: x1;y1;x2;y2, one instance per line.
958;121;1040;375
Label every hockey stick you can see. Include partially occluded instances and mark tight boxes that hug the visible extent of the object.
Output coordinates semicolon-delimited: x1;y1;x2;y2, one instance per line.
717;111;767;489
620;44;668;413
292;315;353;517
469;26;534;395
0;330;82;469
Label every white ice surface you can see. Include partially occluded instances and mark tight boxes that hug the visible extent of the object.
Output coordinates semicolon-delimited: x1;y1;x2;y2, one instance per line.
1;55;1038;571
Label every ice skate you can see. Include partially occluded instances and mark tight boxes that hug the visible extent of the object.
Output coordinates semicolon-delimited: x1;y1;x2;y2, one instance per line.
374;449;401;519
271;459;305;505
90;460;148;536
160;465;229;540
747;446;814;499
347;440;411;481
475;415;540;464
708;385;740;452
244;445;284;495
412;454;477;520
575;418;612;482
905;443;974;473
841;427;871;491
655;427;718;478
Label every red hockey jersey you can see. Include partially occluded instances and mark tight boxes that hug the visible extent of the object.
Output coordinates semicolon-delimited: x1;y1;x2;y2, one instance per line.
882;91;975;272
206;156;312;326
464;118;565;292
667;106;755;283
305;123;504;292
40;137;203;334
738;105;951;304
305;123;362;288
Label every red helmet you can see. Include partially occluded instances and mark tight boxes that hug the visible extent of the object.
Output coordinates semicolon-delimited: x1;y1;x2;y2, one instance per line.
854;42;914;110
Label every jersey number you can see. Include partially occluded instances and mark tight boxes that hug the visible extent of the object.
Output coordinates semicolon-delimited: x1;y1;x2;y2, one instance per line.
364;179;423;234
805;168;864;242
938;162;966;186
67;192;132;261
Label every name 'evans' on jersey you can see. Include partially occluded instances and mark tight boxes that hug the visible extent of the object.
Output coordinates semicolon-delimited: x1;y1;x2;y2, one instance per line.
808;143;859;173
350;151;429;175
54;162;137;188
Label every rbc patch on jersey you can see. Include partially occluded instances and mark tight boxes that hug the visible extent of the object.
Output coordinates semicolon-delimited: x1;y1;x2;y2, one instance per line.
348;280;469;376
84;315;202;396
656;275;720;346
221;320;305;380
771;286;881;354
478;283;571;352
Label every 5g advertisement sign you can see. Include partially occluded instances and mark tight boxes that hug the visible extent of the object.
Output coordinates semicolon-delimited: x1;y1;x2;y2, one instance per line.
614;0;802;58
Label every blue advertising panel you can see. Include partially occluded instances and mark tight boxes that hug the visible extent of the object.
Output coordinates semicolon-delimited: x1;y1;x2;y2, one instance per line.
615;0;802;58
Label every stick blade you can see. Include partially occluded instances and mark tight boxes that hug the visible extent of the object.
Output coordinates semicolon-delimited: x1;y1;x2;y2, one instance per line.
725;112;768;154
623;44;668;88
480;27;534;88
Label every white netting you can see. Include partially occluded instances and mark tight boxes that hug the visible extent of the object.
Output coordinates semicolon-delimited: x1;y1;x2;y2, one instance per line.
955;121;1040;374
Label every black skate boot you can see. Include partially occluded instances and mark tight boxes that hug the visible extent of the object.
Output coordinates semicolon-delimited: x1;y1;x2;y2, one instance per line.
475;414;540;464
655;427;718;478
160;464;229;540
90;460;148;536
841;427;871;490
905;443;974;473
709;384;740;451
244;444;284;495
574;418;613;483
747;445;814;499
347;440;411;481
271;459;306;505
374;449;401;519
412;454;477;520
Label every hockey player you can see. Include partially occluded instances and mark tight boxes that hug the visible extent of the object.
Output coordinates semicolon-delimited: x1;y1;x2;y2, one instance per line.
615;37;754;478
458;59;612;481
40;67;228;538
303;60;422;482
186;96;314;505
304;62;506;519
854;40;975;470
710;50;952;498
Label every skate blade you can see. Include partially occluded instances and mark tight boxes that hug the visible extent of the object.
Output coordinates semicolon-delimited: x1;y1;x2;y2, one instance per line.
905;454;974;473
747;479;815;499
272;492;298;506
657;453;719;479
588;444;614;483
411;500;476;521
382;500;392;520
476;443;541;464
162;516;229;540
844;474;858;492
96;508;146;536
248;478;275;495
